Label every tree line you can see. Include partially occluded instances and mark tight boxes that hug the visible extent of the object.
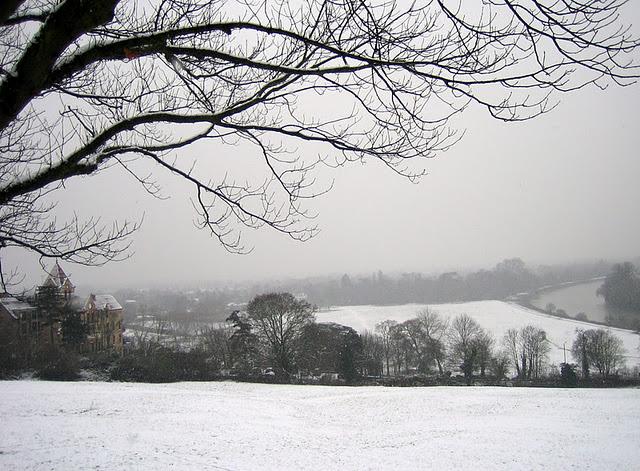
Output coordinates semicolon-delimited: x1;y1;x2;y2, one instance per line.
298;258;608;306
2;289;631;385
111;258;614;323
110;292;630;385
598;263;640;312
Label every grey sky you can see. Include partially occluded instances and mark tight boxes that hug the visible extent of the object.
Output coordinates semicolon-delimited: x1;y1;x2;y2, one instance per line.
6;2;640;291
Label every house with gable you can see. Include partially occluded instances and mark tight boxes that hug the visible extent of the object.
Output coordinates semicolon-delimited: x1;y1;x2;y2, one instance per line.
0;294;40;361
82;293;124;354
38;261;76;301
0;262;124;357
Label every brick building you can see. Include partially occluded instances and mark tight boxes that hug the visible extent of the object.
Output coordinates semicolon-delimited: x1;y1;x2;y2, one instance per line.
0;263;124;356
0;294;42;361
82;294;124;354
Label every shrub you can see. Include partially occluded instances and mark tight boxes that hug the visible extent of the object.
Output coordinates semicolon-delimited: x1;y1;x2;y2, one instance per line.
560;363;578;387
110;349;177;383
35;346;80;381
110;347;218;383
575;312;588;322
0;332;27;377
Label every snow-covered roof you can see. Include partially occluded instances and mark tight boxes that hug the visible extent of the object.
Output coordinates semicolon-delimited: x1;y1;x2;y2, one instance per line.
85;294;123;311
42;262;74;290
0;296;35;320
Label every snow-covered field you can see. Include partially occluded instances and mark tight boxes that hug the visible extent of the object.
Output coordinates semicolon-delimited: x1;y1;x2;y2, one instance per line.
316;301;640;368
1;380;639;470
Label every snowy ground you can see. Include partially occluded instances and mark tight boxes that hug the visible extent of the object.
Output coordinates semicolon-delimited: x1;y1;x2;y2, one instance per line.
1;380;639;470
316;301;640;368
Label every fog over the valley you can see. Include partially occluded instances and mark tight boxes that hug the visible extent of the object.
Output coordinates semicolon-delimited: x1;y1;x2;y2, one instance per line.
6;3;640;291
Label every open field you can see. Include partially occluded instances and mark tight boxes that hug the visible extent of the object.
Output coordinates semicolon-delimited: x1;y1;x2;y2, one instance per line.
316;301;640;368
1;380;639;470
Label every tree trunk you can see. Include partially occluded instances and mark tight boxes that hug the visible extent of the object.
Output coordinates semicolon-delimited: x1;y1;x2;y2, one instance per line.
435;357;444;375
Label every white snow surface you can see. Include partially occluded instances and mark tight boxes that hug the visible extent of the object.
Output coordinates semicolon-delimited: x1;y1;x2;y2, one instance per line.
1;380;639;470
316;301;640;368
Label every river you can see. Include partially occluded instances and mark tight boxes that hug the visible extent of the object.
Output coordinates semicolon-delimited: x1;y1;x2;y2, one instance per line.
530;279;639;328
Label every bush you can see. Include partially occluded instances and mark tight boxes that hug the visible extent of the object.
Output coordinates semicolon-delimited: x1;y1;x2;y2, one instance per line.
0;336;27;378
80;351;121;370
110;347;218;383
575;312;588;322
555;309;568;318
560;363;578;387
35;346;80;381
110;349;176;383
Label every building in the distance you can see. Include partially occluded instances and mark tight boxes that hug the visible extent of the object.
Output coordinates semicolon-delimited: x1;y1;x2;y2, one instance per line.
0;263;124;356
0;294;41;360
82;294;124;354
39;261;75;301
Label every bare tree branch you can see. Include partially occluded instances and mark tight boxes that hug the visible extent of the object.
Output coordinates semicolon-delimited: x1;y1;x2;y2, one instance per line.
0;0;638;283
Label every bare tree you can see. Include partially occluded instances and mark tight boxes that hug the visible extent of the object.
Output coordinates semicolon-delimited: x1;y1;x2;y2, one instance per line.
1;0;638;286
571;328;591;379
489;351;510;380
502;325;549;379
197;323;233;371
129;315;169;355
475;330;495;377
360;330;384;377
246;292;315;376
375;319;397;376
388;321;413;375
417;309;449;374
400;318;431;373
399;308;448;375
521;325;549;379
572;328;626;379
448;313;485;383
503;328;523;378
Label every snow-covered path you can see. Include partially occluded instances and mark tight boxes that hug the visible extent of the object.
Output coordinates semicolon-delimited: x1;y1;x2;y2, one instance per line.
1;381;639;470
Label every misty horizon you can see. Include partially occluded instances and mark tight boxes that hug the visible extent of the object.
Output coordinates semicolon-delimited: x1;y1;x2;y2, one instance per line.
23;254;637;296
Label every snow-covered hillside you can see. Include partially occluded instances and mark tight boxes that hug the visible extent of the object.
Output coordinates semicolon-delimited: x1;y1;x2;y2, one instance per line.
1;381;639;470
316;301;640;368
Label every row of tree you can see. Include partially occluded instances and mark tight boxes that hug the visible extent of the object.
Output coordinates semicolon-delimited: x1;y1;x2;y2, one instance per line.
111;258;615;324
298;258;594;306
372;312;549;384
4;290;630;384
123;292;628;385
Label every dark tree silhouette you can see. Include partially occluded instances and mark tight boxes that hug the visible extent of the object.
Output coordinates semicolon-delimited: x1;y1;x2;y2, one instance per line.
572;328;626;379
502;325;549;380
246;292;314;376
226;310;260;373
299;321;363;381
60;311;88;349
597;263;640;311
448;314;485;383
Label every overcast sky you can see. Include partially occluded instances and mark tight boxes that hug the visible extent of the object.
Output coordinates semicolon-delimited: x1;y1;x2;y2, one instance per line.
6;2;640;291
